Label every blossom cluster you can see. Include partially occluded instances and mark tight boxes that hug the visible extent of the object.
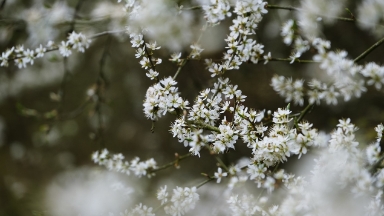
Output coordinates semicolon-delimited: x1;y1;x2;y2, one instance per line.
143;77;189;120
0;32;91;68
92;1;384;214
202;0;232;24
169;76;319;191
157;186;199;216
92;149;157;178
206;0;268;77
357;0;384;36
281;19;310;60
267;120;384;215
129;32;162;80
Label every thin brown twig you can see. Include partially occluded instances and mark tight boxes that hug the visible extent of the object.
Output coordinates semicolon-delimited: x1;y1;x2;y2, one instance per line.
150;153;192;173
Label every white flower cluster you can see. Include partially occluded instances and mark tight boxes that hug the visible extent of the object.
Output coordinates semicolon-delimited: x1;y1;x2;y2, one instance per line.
281;19;310;60
202;0;232;24
281;19;295;45
92;149;157;178
206;0;268;77
272;33;384;106
271;76;305;106
227;194;278;216
249;108;317;170
169;77;318;186
213;118;239;153
157;185;199;216
170;78;249;156
143;77;189;120
0;32;91;68
357;0;384;37
129;32;162;80
269;120;384;215
217;120;384;216
361;62;384;90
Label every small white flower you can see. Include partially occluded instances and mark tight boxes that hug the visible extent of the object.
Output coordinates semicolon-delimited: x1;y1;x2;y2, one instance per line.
59;41;72;57
146;69;159;80
35;44;46;58
214;167;228;183
263;52;271;64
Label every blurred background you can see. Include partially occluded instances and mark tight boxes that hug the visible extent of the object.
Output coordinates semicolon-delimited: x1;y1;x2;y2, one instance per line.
1;0;384;215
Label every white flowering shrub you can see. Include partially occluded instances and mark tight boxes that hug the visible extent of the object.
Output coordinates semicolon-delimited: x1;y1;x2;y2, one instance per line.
2;0;384;215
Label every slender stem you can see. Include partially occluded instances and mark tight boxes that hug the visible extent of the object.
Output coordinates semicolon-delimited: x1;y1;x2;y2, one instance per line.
271;58;319;63
187;120;220;133
173;24;207;80
182;6;202;10
187;57;318;64
153;173;214;213
296;103;314;123
266;4;355;23
354;35;384;63
90;29;126;39
151;121;156;133
151;153;192;173
59;100;91;119
266;5;298;11
153;202;168;214
196;177;214;189
0;0;6;10
215;156;229;172
173;58;188;80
